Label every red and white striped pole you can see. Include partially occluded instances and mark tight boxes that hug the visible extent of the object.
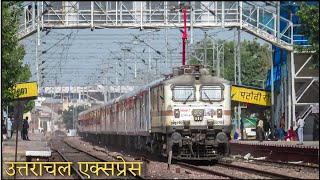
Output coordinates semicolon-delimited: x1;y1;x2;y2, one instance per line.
182;9;187;65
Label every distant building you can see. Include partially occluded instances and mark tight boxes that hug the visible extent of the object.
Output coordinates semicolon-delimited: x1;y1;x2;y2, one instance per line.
42;85;135;103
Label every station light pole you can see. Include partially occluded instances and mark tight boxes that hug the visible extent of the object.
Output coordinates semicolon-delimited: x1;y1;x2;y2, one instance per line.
35;1;41;95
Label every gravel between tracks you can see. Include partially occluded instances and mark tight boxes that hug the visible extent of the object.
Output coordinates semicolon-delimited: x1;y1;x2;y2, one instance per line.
64;136;226;179
224;159;319;179
52;133;137;179
201;165;272;179
64;136;319;179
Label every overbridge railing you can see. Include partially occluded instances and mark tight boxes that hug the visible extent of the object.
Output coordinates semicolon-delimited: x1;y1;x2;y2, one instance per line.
18;1;296;51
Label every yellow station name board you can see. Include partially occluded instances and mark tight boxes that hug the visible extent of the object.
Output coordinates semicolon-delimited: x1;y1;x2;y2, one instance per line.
231;86;271;106
15;82;38;99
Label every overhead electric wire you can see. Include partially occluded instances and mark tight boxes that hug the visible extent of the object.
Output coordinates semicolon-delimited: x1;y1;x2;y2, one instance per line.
39;32;73;57
24;3;245;87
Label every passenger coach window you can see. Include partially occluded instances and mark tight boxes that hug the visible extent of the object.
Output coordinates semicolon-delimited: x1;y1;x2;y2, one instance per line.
200;85;223;101
172;86;195;101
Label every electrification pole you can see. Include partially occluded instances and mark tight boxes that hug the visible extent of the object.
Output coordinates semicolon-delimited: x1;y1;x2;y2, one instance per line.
204;32;208;65
182;8;187;65
234;28;237;84
35;2;41;94
172;3;191;66
237;28;241;85
237;28;242;138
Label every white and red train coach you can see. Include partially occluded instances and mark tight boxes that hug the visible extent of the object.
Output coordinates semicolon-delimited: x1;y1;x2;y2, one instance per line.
78;65;232;161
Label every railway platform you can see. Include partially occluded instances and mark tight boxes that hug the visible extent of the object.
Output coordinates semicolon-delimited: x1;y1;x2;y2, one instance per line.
2;131;51;178
229;140;319;164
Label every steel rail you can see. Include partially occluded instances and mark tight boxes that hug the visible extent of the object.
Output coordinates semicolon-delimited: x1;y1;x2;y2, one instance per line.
176;162;239;179
228;156;319;169
63;138;145;179
50;146;85;179
175;161;303;179
217;162;304;179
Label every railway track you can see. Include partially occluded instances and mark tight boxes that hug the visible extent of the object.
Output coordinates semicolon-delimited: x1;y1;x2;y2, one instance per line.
66;136;230;179
176;162;239;179
50;148;86;179
62;133;319;179
226;156;319;170
218;162;302;179
175;161;303;179
50;131;144;179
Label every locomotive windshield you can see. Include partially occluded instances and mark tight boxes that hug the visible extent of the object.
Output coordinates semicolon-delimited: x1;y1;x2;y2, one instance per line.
200;85;223;102
172;86;195;102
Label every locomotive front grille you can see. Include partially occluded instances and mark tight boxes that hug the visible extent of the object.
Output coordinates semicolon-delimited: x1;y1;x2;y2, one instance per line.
192;109;204;121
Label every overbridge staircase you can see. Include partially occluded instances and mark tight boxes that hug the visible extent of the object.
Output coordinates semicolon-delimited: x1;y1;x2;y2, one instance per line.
298;105;312;122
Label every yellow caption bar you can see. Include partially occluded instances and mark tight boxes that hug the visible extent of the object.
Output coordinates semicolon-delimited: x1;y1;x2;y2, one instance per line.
4;156;143;178
231;86;271;106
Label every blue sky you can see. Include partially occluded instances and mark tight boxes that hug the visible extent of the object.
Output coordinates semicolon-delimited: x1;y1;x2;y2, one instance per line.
21;27;269;88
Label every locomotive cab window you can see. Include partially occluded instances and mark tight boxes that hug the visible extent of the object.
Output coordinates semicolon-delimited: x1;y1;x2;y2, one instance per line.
172;86;195;102
200;85;224;102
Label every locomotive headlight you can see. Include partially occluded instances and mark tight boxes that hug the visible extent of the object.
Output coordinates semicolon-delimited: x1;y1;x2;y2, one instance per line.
174;109;180;118
183;121;190;126
217;109;223;118
207;120;214;129
183;120;190;129
216;132;228;143
195;74;200;80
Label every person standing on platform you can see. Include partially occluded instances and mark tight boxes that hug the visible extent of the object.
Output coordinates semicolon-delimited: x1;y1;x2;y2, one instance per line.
2;124;7;140
278;125;285;141
280;113;285;128
23;117;30;141
21;119;25;140
10;118;14;138
234;129;239;140
273;125;279;140
240;118;244;140
297;116;305;145
6;118;12;139
257;118;264;142
263;119;270;140
284;126;294;141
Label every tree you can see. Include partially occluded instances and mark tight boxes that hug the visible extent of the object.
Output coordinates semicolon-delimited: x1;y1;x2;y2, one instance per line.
2;2;35;115
17;64;35;112
2;2;27;101
62;109;73;130
190;39;271;88
24;100;35;113
62;106;88;130
296;2;319;68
